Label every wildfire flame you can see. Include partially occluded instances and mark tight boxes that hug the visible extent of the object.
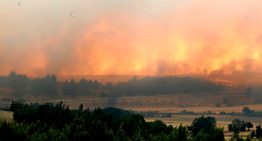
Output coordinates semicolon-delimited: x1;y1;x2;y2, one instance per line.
0;0;262;79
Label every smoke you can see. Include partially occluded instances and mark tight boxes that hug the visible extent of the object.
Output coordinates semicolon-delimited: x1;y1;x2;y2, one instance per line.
0;0;262;77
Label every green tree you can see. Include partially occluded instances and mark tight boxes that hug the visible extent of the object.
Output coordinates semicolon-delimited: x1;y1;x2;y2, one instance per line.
230;119;247;132
191;116;216;136
256;125;262;139
250;130;256;138
192;130;208;141
246;122;253;131
245;135;252;141
242;107;255;116
168;125;188;141
230;131;244;141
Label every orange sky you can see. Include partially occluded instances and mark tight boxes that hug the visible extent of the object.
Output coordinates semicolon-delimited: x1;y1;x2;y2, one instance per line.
0;0;262;77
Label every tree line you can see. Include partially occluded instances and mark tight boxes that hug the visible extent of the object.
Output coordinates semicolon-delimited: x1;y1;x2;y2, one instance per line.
0;72;225;99
139;107;262;118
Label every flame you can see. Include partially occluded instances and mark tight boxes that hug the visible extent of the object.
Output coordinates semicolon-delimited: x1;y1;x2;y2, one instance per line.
1;0;262;78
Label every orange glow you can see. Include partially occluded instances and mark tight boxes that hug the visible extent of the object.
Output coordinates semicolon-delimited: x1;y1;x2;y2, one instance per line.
1;0;262;79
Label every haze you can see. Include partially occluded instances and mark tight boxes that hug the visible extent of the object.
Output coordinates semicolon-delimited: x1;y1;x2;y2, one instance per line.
1;0;262;78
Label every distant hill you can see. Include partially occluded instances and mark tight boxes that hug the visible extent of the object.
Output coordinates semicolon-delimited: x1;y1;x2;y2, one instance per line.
57;71;262;87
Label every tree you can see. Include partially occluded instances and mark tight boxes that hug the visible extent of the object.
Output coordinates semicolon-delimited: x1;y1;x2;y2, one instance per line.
250;130;256;138
191;116;216;136
246;122;253;131
149;120;168;135
242;107;255;116
228;124;233;132
230;131;244;141
30;75;57;96
245;135;252;141
209;127;225;141
256;125;262;139
7;71;28;97
192;130;208;141
172;125;189;141
229;119;247;132
62;80;77;96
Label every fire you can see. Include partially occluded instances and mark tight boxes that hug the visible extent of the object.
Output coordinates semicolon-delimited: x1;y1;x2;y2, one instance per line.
1;0;262;79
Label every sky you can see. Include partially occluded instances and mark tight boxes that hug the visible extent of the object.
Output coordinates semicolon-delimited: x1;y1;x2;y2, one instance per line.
0;0;262;77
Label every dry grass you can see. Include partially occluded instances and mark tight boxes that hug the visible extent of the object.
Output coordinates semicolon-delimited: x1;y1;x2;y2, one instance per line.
124;104;262;113
145;114;262;141
0;111;13;121
146;115;262;128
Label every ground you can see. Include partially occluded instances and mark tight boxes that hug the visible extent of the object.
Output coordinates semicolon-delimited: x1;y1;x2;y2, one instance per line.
0;111;13;121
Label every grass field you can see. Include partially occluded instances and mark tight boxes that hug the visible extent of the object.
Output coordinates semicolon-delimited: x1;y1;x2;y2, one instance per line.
124;104;262;113
0;111;13;121
125;105;262;140
145;114;262;140
145;115;262;130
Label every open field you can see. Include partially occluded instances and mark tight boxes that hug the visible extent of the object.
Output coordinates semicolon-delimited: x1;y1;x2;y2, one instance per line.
130;105;262;140
145;115;262;130
18;94;255;109
146;115;262;140
0;111;13;121
124;104;262;113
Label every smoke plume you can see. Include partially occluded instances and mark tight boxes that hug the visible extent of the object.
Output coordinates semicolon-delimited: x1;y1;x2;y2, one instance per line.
0;0;262;78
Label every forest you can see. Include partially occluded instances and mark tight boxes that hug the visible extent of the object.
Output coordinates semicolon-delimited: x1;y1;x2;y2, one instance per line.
0;72;224;99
